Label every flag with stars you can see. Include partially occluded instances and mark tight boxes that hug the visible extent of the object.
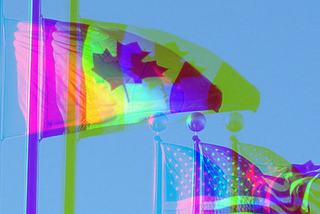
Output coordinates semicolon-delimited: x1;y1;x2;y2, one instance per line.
235;142;293;178
162;141;320;213
230;141;320;213
14;18;260;139
162;142;268;213
196;142;266;213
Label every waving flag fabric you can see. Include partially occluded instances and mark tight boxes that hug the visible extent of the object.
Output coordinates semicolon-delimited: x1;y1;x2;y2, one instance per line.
234;142;293;178
195;142;266;213
291;161;320;213
14;18;260;139
163;142;266;213
293;161;320;177
198;142;320;213
161;142;319;213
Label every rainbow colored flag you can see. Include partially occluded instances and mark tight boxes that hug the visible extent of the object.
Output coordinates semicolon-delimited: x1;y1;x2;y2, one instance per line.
14;18;260;138
12;18;261;214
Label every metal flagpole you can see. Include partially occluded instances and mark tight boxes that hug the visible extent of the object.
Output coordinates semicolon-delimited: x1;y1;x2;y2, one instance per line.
187;112;206;214
225;112;244;213
231;135;239;213
64;0;80;212
149;113;168;214
0;0;4;143
153;134;164;214
0;0;4;212
26;0;42;213
192;134;201;213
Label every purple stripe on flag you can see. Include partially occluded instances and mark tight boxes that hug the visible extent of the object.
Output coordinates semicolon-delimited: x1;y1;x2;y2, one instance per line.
42;19;65;138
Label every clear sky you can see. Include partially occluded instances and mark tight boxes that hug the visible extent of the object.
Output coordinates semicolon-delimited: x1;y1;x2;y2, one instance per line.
1;0;320;213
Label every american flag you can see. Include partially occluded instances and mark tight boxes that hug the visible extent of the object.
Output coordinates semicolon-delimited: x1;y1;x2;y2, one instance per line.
196;142;266;213
236;142;292;178
161;142;320;213
235;141;320;213
162;142;266;213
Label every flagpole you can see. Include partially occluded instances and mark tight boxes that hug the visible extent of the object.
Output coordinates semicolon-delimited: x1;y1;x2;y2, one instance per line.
25;0;42;213
231;135;239;213
225;112;244;213
187;112;206;214
192;134;201;214
0;0;4;211
149;113;168;214
64;0;80;213
153;134;163;214
0;0;4;143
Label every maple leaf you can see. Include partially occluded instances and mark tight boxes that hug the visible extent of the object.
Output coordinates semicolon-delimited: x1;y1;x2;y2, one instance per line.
122;43;168;85
92;41;168;91
92;43;130;91
143;42;188;83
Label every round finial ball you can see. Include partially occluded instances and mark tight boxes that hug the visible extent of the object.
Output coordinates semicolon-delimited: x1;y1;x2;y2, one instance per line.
225;112;244;132
187;112;206;132
148;113;169;133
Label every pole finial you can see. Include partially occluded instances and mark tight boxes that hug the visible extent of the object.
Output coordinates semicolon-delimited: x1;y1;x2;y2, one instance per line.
148;112;168;133
187;112;206;144
225;112;244;133
187;112;206;133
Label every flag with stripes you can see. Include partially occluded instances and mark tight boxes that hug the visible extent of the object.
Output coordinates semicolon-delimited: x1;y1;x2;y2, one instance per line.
234;141;320;212
161;142;320;213
163;142;266;213
235;141;293;178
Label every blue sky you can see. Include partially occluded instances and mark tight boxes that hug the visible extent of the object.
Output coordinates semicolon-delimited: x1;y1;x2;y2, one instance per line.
1;0;320;213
